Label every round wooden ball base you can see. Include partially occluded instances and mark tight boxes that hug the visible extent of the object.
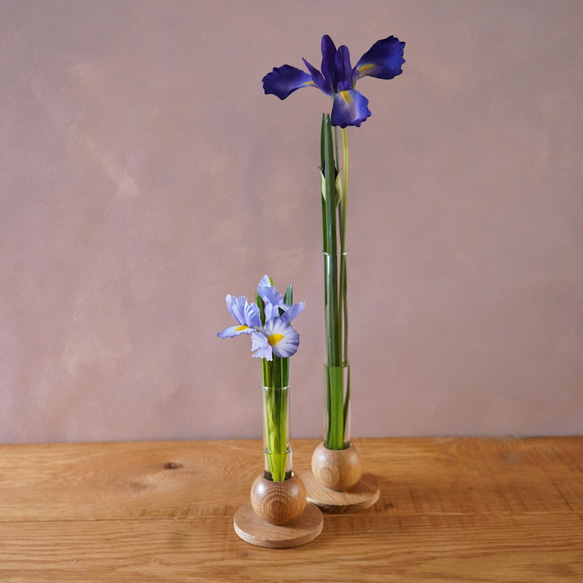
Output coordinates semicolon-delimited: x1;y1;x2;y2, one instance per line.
302;471;381;514
233;502;323;548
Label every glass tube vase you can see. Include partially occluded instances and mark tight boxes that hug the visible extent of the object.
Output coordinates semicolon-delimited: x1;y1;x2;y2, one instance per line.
313;251;363;491
262;385;292;482
323;251;351;450
250;385;306;525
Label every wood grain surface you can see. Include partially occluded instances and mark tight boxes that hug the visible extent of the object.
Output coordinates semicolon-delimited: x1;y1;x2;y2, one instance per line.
303;470;381;513
0;437;582;582
233;502;323;548
311;442;364;491
249;473;306;525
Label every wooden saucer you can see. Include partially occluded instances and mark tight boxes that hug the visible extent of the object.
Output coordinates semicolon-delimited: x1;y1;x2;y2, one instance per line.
302;471;381;513
233;502;323;548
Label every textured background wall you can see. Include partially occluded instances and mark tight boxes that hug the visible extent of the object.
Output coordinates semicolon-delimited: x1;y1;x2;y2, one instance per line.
1;0;582;444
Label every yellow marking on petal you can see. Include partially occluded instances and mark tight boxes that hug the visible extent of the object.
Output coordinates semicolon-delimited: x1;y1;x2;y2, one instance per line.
358;64;375;74
235;325;250;332
268;333;284;346
339;90;352;104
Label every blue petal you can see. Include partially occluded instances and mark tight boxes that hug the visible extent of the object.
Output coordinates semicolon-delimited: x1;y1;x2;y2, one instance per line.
263;319;300;359
217;325;253;339
280;302;305;324
302;57;330;95
262;65;314;100
251;332;273;360
257;275;285;321
333;45;353;92
257;275;271;291
354;36;406;81
331;89;371;128
257;276;284;307
225;295;247;325
245;303;261;328
225;294;260;328
320;35;337;90
261;288;284;310
264;304;279;322
256;275;273;309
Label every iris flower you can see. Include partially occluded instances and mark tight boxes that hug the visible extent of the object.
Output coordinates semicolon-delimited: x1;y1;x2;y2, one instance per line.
262;34;405;128
217;276;304;361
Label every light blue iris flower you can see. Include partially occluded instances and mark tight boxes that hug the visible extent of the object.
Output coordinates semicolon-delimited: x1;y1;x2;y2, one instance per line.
217;276;304;361
262;34;405;128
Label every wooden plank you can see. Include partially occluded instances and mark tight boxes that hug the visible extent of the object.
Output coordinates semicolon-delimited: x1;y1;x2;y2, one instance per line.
0;513;581;582
0;437;582;581
0;439;262;521
2;437;582;521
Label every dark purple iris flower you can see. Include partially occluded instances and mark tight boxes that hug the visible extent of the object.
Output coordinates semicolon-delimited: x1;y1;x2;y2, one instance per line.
262;34;405;128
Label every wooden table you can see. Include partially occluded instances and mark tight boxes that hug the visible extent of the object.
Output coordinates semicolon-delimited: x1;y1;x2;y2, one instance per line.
1;437;582;582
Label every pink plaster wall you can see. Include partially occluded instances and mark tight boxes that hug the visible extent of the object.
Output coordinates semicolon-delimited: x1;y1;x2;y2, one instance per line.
1;0;582;443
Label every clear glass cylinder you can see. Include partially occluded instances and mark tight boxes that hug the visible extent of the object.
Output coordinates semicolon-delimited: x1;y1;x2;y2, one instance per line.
262;385;292;481
323;251;350;450
324;363;351;450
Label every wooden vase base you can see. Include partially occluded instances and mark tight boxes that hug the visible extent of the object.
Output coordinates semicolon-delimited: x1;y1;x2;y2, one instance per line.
302;471;381;513
233;502;323;548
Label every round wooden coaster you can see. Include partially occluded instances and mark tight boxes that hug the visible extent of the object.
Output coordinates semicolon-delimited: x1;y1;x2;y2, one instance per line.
233;502;323;549
302;471;381;513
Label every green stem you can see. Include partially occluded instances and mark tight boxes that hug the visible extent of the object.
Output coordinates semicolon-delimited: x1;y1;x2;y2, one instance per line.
321;115;351;450
340;127;349;365
263;382;289;481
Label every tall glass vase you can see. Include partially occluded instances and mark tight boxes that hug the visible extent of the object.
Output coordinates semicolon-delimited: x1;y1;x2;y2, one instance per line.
323;251;350;451
313;115;363;492
324;363;351;449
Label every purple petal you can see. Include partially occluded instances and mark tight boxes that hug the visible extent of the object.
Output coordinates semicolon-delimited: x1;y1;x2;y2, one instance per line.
263;318;300;359
280;302;305;324
333;45;353;92
302;57;330;95
331;89;371;128
257;275;283;307
251;332;273;360
354;36;406;82
272;330;299;358
225;294;260;328
225;295;247;326
244;303;261;328
320;35;337;90
257;275;271;294
260;286;284;311
257;275;285;320
262;65;314;100
217;325;253;339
